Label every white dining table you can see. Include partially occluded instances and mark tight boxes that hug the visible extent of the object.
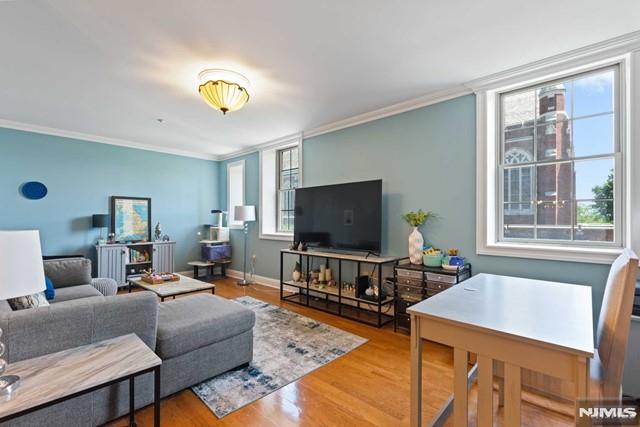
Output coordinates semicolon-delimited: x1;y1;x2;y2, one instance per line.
408;273;594;426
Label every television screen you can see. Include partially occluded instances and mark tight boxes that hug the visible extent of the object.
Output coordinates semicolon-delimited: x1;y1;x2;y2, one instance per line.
294;180;382;252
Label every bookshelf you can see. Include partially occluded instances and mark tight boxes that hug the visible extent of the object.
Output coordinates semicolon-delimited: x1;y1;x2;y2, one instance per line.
96;241;175;286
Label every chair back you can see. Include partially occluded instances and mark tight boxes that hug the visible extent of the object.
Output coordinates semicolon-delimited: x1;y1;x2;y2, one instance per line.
596;248;639;398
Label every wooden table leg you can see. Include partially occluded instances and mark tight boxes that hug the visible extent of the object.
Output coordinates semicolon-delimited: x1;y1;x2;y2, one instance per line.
477;355;493;427
454;348;469;427
574;356;589;424
504;363;521;427
410;315;422;427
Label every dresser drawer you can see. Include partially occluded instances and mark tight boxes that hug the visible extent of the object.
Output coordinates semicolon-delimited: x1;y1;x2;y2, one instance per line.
426;281;452;292
397;284;423;300
397;313;411;330
396;269;423;280
425;272;457;284
396;277;423;287
426;289;442;297
396;298;419;314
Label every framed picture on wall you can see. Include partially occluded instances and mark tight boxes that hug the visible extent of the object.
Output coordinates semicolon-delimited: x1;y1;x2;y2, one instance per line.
110;196;151;243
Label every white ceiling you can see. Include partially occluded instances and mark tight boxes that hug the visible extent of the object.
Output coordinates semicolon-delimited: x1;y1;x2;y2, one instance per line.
1;0;639;159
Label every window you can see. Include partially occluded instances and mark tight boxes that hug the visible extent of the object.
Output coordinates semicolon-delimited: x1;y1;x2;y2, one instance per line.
258;134;303;240
503;149;533;216
474;48;638;264
227;160;245;228
277;146;300;232
500;67;619;244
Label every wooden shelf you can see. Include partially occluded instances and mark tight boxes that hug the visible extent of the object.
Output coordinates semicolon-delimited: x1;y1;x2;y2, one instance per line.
126;261;151;266
282;293;394;326
282;281;394;305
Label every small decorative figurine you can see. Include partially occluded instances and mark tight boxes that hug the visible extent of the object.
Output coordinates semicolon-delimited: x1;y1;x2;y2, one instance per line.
297;242;306;251
162;234;170;242
292;262;302;282
154;222;162;241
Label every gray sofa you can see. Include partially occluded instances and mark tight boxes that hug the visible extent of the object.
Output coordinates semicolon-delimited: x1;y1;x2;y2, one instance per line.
0;259;255;426
44;257;118;300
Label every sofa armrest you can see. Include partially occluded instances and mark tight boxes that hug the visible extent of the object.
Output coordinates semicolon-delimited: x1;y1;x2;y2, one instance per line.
91;277;119;296
0;292;158;363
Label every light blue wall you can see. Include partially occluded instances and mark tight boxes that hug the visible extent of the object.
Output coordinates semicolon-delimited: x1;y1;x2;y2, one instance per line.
0;128;219;271
219;94;611;320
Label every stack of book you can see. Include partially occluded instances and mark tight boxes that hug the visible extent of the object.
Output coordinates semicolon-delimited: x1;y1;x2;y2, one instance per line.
633;281;640;317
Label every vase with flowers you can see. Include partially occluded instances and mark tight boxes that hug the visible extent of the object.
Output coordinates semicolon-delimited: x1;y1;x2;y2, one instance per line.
402;209;432;264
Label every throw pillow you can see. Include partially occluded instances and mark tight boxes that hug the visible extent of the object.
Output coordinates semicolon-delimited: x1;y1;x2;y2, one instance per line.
8;292;50;310
44;276;55;300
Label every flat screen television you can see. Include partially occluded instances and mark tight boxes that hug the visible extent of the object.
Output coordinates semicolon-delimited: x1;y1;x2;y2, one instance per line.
294;180;382;253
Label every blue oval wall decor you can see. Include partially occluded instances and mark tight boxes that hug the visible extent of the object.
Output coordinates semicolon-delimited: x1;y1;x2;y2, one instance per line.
21;181;48;200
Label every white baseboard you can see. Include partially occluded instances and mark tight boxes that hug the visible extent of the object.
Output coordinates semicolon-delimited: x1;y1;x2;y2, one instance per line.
226;268;281;289
183;267;298;293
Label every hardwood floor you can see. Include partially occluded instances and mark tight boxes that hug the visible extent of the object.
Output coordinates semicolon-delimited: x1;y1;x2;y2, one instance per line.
109;278;575;426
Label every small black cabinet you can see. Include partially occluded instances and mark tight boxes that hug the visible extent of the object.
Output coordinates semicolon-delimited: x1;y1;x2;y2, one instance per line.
393;262;472;333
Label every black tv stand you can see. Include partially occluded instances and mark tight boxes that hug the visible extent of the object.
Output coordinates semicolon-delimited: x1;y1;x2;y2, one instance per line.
279;249;405;327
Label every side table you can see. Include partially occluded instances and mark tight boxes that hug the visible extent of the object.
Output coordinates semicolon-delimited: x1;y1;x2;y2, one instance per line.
0;334;162;427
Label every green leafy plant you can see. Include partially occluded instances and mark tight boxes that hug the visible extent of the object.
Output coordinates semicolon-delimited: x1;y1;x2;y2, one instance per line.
402;209;432;228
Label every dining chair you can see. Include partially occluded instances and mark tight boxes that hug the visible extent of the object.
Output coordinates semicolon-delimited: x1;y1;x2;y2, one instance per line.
590;248;638;400
495;248;638;406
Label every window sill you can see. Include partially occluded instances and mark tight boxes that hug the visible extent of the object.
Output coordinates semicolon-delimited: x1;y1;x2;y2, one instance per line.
259;232;293;242
477;241;623;264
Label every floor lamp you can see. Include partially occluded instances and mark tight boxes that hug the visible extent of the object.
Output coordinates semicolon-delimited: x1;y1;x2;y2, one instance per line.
234;205;256;286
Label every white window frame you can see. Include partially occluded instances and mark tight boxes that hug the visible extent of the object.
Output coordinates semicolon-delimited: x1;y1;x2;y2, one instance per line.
258;134;303;241
226;159;245;229
276;145;300;233
474;48;640;264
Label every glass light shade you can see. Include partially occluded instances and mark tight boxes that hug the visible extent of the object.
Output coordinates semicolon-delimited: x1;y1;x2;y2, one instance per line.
234;205;256;222
198;69;250;115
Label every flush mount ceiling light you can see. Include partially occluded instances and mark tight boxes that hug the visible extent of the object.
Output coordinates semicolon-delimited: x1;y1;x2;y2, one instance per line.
198;69;250;115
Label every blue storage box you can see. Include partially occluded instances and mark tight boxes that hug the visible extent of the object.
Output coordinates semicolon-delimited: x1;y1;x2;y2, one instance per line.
201;244;232;261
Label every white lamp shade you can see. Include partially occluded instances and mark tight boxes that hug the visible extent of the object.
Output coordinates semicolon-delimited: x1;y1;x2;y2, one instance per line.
0;230;46;300
234;205;256;222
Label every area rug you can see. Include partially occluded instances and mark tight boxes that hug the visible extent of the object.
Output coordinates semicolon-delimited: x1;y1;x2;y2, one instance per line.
192;296;368;418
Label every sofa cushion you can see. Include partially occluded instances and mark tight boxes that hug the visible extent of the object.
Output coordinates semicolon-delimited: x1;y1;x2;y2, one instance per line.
53;285;104;303
43;258;92;289
156;294;255;359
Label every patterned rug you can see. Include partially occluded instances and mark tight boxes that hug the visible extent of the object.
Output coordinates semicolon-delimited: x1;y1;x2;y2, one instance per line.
192;296;368;418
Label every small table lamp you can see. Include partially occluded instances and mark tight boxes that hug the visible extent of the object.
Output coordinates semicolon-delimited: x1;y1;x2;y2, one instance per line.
92;214;110;244
0;230;46;396
234;206;256;286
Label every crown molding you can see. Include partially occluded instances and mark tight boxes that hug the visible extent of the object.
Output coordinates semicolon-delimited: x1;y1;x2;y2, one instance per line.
465;30;640;92
303;84;471;139
217;133;302;161
216;84;471;161
0;119;220;161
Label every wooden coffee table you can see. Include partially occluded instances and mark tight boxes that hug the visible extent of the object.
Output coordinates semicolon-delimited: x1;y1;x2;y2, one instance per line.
129;273;215;301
